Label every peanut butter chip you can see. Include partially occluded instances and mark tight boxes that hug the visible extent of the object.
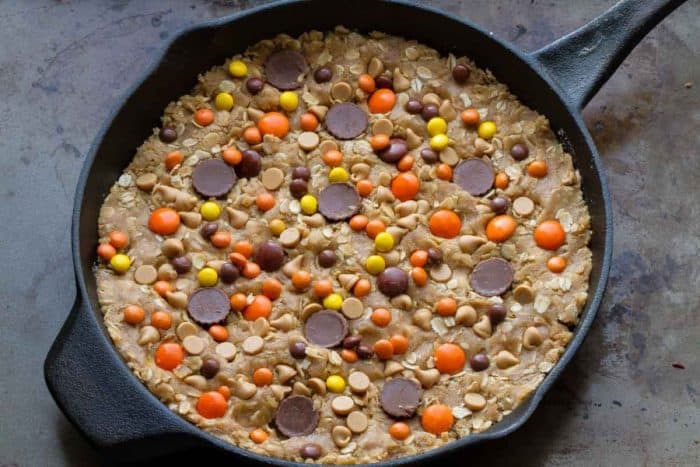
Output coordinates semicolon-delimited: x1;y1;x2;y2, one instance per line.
346;411;369;434
182;335;205;355
330;81;353;102
331;395;355;416
430;263;452;282
298;131;320;151
318;139;338;155
176;322;198;340
348;371;370;394
242;335;264;355
261;167;285;190
279;227;301;247
215;342;237;360
341;297;364;319
513;196;535;216
463;393;487;411
331;425;352;448
134;265;157;285
372;118;394;136
136;173;157;191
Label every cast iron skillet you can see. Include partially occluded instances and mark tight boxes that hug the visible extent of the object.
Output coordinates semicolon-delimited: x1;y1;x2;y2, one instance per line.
45;0;684;464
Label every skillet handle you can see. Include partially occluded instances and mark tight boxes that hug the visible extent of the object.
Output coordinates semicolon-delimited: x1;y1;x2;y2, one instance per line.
44;295;207;462
532;0;685;109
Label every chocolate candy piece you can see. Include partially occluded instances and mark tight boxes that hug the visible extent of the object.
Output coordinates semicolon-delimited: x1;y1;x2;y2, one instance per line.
375;75;393;89
325;103;368;140
289;178;308;199
357;344;374;359
452;64;471;83
255;241;285;272
235;149;262;179
318;249;337;268
200;359;220;378
304;310;348;348
219;262;239;283
265;50;308;90
453;159;494;196
274;395;319;437
187;288;230;326
377;267;409;297
378;138;408;163
379;377;421;418
292;166;311;180
421;103;439;121
313;66;332;83
342;335;361;349
318;183;361;221
289;341;307;359
420;147;438;164
490;196;509;214
200;221;218;238
159;127;177;143
246;77;264;95
470;258;514;297
470;353;490;371
405;99;423;114
171;256;192;274
510;143;529;161
427;247;443;265
192;159;237;198
299;443;322;460
488;303;507;325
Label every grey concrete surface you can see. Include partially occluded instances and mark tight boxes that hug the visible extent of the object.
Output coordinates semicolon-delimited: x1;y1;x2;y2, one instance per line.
0;1;698;466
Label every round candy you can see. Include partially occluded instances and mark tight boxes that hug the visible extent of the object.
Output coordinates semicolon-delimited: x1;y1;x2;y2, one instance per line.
304;310;348;348
452;64;471;83
313;66;332;83
469;258;514;297
318;249;337;268
264;50;307;90
317;183;361;221
325;103;368;140
511;143;529;161
234;149;262;179
246;77;264;95
192;159;237;198
300;443;322;459
378;138;408;163
453;159;494;196
376;267;408;297
159;127;177;143
187;288;230;326
255;241;285;272
379;377;421;418
274;395;319;437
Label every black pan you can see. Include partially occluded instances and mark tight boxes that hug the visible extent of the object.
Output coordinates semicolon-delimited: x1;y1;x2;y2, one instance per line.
44;0;684;465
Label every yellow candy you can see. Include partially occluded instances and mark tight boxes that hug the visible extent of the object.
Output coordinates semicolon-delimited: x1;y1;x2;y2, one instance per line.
326;375;346;393
214;92;234;111
228;60;247;78
478;121;497;139
374;232;394;252
110;254;131;273
323;293;343;310
279;91;299;112
328;167;349;183
300;194;318;214
365;255;386;275
200;201;221;221
197;267;218;287
269;219;286;236
429;134;449;151
426;117;447;136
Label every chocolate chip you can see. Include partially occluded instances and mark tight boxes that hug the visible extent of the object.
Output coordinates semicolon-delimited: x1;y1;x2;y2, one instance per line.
453;159;494;196
187;288;230;326
219;262;239;283
318;249;337;268
421;104;439;121
171;256;192;274
510;143;529;161
274;395;319;437
375;75;393;89
427;247;443;265
378;138;408;163
470;353;490;371
289;341;307;359
377;267;409;297
292;166;311;180
264;50;307;90
452;64;471;84
379;377;421;418
192;159;237;198
356;345;374;359
491;196;509;214
470;258;514;297
342;335;361;349
488;304;507;325
420;147;438;164
245;77;264;95
313;66;332;83
200;358;220;378
405;99;423;114
318;183;361;221
325;102;368;140
255;241;285;272
299;443;322;459
304;310;348;348
289;178;308;199
159;127;177;143
234;149;262;178
200;221;218;238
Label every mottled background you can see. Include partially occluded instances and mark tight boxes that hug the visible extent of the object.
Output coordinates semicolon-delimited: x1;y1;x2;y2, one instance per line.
0;1;698;466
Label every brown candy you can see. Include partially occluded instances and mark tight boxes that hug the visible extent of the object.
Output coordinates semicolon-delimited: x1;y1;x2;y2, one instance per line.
186;288;230;326
376;267;409;297
264;50;307;90
255;241;285;272
191;159;236;198
453;159;494;196
379;377;421;418
318;183;361;221
378;138;408;163
274;395;319;437
470;258;514;297
234;149;262;179
325;103;368;140
304;310;348;348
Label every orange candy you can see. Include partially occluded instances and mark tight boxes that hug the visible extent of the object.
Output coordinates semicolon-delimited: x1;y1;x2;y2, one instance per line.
353;279;371;297
356;179;374;197
196;391;227;418
243;295;272;321
97;243;116;261
547;256;567;273
358;74;376;93
527;160;548;178
208;324;229;342
341;349;359;363
389;422;411;440
153;280;173;297
229;252;248;270
243;126;262;145
421;404;454;434
365;219;386;239
485;214;517;242
234;241;254;258
391;172;420;201
242;262;261;279
249;428;269;444
229;292;247;311
123;305;145;325
436;297;457;317
322;149;343;167
210;231;231;248
436;164;453;181
313;279;333;298
222;148;242;165
258;112;290;138
434;343;466;374
460;108;480;126
150;310;172;330
155;342;184;370
371;308;391;327
262;277;282;300
291;270;312;290
429;209;461;238
194;108;215;126
389;335;409;354
109;230;129;248
411;267;428;287
409;250;429;267
370;134;390;151
494;172;509;189
373;339;394;360
148;208;180;235
349;215;369;231
217;385;231;400
252;368;273;386
299;112;319;131
368;88;396;113
256;192;276;211
165;150;183;170
534;220;566;250
397;155;414;172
